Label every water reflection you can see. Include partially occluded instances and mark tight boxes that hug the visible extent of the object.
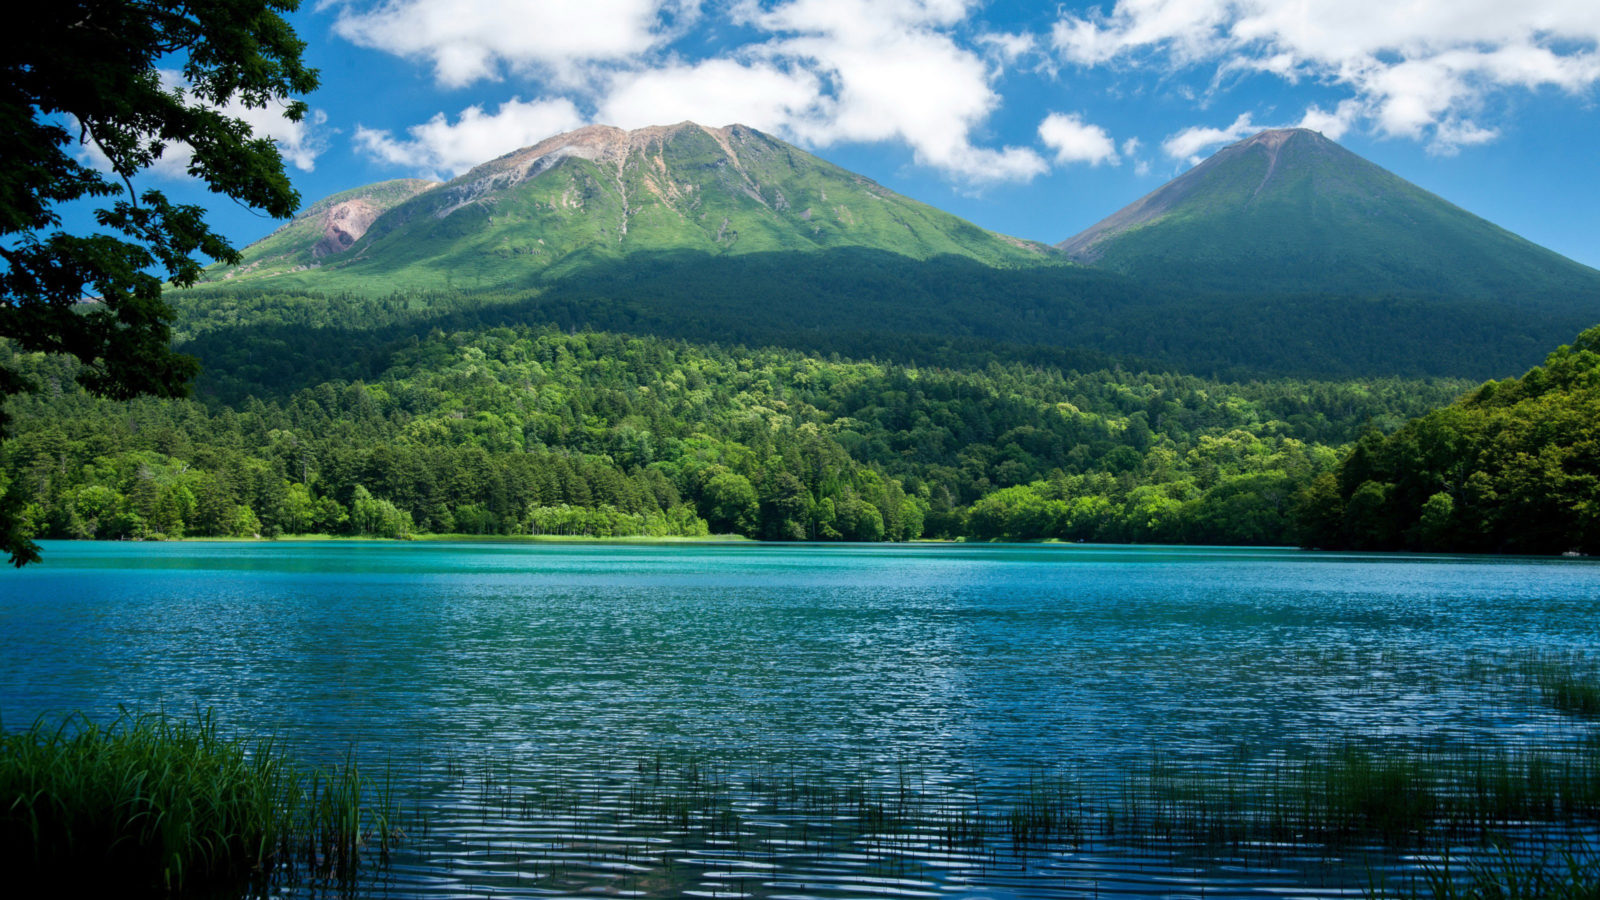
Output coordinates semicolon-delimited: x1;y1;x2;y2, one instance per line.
3;541;1599;897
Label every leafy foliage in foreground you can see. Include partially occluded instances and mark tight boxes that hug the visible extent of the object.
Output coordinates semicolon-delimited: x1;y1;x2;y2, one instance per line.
0;328;1466;544
0;0;320;565
1296;325;1600;553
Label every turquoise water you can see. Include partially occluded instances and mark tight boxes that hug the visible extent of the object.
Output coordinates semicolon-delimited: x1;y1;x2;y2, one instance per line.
3;541;1599;897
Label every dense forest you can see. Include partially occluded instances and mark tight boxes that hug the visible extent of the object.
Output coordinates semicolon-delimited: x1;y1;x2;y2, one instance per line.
1296;325;1600;554
172;254;1579;389
0;321;1469;546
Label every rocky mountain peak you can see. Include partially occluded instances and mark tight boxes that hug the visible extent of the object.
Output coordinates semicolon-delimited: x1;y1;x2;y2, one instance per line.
427;122;756;220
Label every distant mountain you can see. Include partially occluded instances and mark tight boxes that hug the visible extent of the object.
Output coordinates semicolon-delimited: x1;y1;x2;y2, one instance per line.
185;123;1600;382
215;178;439;280
209;123;1053;292
1059;128;1600;303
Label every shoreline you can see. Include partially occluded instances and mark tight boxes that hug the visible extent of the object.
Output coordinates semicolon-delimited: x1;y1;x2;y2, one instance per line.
111;532;755;545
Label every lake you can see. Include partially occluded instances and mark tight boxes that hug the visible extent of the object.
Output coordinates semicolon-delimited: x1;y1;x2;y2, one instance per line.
3;540;1599;898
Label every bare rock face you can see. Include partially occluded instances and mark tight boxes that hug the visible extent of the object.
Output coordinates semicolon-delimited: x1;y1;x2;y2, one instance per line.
312;199;385;258
427;122;761;220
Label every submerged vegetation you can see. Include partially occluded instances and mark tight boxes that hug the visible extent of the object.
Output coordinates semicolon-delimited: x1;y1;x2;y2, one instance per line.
1404;842;1600;900
0;710;394;897
5;656;1599;897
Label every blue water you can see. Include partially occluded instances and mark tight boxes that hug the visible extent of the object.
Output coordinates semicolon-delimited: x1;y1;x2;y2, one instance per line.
3;541;1598;897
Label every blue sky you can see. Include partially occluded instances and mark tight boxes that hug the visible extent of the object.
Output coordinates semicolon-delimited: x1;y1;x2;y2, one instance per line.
164;0;1600;267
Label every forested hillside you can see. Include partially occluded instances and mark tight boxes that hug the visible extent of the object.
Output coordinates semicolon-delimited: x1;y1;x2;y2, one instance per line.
1297;326;1600;554
187;124;1600;382
8;124;1590;552
0;327;1465;545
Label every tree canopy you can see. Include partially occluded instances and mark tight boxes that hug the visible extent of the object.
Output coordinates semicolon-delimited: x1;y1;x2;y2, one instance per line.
0;0;317;564
1295;325;1600;554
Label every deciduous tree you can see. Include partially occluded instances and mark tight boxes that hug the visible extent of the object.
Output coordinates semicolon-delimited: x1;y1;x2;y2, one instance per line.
1;0;316;564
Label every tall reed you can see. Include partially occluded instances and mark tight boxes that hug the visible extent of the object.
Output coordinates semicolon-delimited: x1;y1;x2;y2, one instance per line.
0;709;395;896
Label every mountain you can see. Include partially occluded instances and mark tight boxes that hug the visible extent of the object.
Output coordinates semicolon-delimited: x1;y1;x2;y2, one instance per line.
183;123;1600;382
1059;128;1600;303
209;122;1054;292
212;178;439;281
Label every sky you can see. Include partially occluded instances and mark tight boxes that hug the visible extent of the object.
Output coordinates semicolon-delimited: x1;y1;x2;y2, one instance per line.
152;0;1600;268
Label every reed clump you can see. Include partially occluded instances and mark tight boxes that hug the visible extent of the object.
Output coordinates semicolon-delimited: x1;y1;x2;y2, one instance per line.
1521;654;1600;719
0;710;395;897
1113;740;1600;850
1393;842;1600;900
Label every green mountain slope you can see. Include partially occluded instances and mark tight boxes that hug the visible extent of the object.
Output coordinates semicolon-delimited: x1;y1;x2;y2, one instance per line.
210;178;439;281
1059;128;1600;304
208;123;1054;292
183;123;1600;381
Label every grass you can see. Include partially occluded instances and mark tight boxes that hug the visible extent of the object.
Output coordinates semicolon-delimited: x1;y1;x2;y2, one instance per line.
1112;740;1600;849
0;709;396;897
1376;841;1600;900
419;734;1600;881
1521;654;1600;719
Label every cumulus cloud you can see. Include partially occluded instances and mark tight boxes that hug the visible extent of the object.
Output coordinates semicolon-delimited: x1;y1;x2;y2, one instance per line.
353;97;584;177
977;30;1039;68
598;59;822;132
1050;0;1600;151
232;103;330;173
1161;112;1259;162
333;0;697;87
1038;112;1119;165
743;0;1048;182
1296;100;1362;140
338;0;1052;183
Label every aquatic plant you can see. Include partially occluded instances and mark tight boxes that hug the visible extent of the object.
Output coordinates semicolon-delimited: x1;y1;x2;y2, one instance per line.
1111;740;1600;849
1376;841;1600;900
1521;654;1600;719
0;709;395;896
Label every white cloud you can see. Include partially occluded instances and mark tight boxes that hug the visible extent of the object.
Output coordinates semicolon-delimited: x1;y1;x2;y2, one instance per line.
1051;0;1600;151
233;104;330;172
598;59;822;132
1161;112;1258;162
1296;100;1362;140
336;0;1047;183
333;0;696;87
1038;112;1119;165
977;30;1039;67
354;97;585;177
741;0;1047;182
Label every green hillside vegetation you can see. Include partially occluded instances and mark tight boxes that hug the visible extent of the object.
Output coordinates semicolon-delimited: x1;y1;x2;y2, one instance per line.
212;179;438;281
10;125;1591;552
174;125;1600;382
1060;129;1600;306
1296;326;1600;554
202;124;1051;295
0;326;1465;546
175;124;1600;377
169;260;1572;387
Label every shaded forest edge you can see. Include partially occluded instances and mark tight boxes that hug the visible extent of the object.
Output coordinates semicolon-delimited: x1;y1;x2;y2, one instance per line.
174;248;1595;385
1299;325;1600;554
